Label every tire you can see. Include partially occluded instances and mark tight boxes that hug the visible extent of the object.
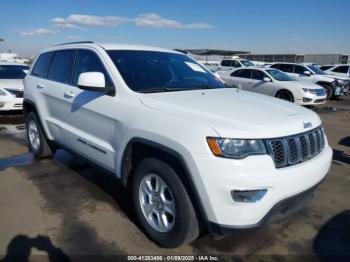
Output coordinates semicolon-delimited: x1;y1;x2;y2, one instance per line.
26;112;53;158
321;84;333;99
276;90;294;102
132;158;199;248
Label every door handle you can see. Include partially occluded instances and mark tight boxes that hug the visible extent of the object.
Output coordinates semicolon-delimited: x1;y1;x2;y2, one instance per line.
64;91;75;99
36;84;45;89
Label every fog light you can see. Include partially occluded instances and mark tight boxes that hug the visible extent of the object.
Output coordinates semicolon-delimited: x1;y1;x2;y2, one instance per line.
303;97;312;102
231;189;267;203
0;102;5;108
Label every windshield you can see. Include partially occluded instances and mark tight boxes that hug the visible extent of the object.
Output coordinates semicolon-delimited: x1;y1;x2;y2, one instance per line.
107;50;225;93
266;69;294;81
241;60;254;67
307;65;327;75
0;65;29;79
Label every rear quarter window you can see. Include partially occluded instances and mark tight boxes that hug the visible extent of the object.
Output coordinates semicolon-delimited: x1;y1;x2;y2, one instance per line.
31;52;54;78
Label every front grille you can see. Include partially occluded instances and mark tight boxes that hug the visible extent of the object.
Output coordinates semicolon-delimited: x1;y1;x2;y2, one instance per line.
266;126;325;168
5;89;23;98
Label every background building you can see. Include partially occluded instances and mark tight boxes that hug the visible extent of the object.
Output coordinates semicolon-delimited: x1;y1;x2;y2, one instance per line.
182;49;250;62
238;53;349;65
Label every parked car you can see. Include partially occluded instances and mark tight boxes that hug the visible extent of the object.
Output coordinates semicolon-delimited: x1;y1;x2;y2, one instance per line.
269;62;345;99
213;58;255;72
198;60;220;72
217;68;327;105
24;42;332;248
0;63;29;111
320;64;350;78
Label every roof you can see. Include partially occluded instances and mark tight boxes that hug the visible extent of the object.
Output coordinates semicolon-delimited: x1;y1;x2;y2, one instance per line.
46;41;181;54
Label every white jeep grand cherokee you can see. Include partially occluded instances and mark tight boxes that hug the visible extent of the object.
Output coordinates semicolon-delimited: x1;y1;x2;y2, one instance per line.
24;42;332;248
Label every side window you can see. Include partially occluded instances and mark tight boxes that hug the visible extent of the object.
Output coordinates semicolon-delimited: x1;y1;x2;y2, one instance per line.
320;65;333;71
251;70;267;80
32;52;54;78
270;64;280;69
333;66;349;73
279;64;294;73
221;60;231;67
232;69;251;78
232;60;241;68
48;50;76;84
294;65;308;74
72;50;113;87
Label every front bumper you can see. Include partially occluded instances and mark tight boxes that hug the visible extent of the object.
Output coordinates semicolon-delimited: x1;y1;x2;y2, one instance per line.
188;144;332;231
209;179;322;237
297;93;327;105
0;97;23;111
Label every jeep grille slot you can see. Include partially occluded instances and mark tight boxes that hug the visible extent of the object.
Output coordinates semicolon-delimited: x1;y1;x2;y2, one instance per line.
266;127;325;168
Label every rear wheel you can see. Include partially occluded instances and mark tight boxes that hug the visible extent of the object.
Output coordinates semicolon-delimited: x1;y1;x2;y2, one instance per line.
26;112;54;158
276;90;294;102
132;158;199;248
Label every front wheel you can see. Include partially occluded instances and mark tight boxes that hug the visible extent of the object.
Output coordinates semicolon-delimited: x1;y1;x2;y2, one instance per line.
132;158;199;248
322;84;333;99
276;90;294;102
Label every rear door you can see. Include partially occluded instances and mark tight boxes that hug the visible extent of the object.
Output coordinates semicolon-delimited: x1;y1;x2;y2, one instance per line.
329;65;350;78
272;64;296;79
229;69;252;89
32;50;76;144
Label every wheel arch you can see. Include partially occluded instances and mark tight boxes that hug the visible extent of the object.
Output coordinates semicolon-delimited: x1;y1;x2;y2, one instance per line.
315;81;333;88
23;98;38;118
275;89;294;101
23;99;53;141
120;137;210;234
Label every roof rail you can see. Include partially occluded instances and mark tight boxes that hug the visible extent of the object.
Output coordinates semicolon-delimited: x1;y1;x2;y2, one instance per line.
56;41;94;46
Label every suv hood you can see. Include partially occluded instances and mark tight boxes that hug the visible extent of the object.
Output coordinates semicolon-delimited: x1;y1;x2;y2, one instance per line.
284;81;324;89
0;79;24;91
323;74;350;81
140;89;321;139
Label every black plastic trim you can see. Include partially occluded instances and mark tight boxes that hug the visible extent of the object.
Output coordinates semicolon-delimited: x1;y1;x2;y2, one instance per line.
209;177;326;239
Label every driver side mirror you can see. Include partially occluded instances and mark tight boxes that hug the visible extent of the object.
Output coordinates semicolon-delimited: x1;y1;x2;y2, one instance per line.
263;77;271;82
303;71;311;76
78;72;106;91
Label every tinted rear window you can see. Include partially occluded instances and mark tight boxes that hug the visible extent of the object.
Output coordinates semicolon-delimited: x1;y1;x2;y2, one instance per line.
333;66;349;73
32;52;54;78
48;50;76;84
232;69;251;78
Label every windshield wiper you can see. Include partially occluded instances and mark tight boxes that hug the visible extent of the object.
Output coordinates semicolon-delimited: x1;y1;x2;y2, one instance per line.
138;87;172;93
138;85;229;93
138;87;200;93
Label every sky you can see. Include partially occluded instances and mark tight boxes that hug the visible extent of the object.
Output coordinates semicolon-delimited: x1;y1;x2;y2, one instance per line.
0;0;349;56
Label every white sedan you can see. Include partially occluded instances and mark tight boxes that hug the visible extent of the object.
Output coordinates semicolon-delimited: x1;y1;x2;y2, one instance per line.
217;67;327;105
0;63;29;111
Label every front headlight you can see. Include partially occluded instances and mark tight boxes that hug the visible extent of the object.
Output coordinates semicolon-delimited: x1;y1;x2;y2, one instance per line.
302;88;312;93
0;89;8;96
207;137;267;158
